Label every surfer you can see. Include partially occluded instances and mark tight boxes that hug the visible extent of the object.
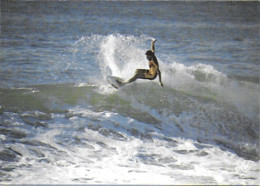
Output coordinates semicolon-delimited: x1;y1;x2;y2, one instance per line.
120;39;163;87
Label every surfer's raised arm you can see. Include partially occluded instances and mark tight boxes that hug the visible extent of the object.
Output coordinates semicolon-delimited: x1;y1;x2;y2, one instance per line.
151;39;157;53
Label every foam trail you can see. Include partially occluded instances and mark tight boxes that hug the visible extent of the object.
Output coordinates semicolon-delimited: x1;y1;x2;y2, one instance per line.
100;35;121;77
96;34;157;79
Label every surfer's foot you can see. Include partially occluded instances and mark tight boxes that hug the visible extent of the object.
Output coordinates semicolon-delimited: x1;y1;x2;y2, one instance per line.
116;79;124;86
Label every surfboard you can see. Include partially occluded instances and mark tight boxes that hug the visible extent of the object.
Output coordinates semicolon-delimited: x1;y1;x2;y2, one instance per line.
106;76;125;89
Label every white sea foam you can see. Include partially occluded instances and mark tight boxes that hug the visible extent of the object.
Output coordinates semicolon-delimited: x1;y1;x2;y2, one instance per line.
7;108;259;184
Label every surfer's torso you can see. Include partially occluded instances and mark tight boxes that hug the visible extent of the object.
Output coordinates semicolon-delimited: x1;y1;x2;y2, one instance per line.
145;59;158;80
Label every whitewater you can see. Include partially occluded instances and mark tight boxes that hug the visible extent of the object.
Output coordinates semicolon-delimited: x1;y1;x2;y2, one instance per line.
1;1;259;184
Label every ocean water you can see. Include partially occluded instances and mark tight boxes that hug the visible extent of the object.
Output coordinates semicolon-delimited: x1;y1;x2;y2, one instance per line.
0;1;259;184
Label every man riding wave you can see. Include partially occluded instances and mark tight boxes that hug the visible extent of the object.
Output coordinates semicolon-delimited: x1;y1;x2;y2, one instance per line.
119;39;163;87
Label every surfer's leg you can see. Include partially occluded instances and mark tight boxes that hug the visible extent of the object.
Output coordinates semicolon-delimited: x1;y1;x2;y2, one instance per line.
125;74;138;84
124;69;148;85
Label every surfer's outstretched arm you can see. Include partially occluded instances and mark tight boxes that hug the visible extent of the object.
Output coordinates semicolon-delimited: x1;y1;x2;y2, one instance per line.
158;69;163;87
151;39;157;53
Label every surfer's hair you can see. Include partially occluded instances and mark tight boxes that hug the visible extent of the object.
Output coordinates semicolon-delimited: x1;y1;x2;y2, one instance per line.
145;50;154;56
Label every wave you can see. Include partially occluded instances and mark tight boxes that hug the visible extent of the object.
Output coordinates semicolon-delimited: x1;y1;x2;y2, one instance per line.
67;33;260;160
0;81;259;162
0;34;259;175
70;34;259;119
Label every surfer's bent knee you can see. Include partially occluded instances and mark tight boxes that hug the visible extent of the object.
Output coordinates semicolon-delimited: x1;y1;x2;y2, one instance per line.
135;69;148;79
135;69;148;74
144;72;157;80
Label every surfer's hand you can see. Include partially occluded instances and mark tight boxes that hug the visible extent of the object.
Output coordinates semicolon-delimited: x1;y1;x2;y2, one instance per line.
159;82;163;87
152;39;157;43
